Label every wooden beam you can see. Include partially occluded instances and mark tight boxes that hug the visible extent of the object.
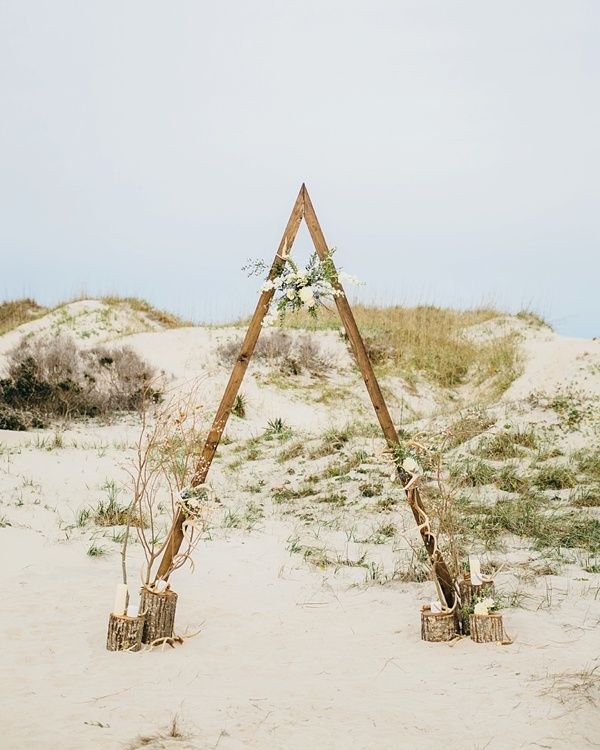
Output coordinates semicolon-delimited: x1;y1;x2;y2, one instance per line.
302;186;456;608
155;185;305;580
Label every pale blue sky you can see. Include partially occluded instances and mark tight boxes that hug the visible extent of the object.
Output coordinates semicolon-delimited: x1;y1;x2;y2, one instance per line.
1;1;598;336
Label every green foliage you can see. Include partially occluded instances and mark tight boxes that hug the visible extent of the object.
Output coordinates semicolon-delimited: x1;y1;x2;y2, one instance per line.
265;417;289;436
87;544;107;557
231;393;247;418
469;492;600;554
375;496;398;512
317;492;347;507
237;304;522;391
574;448;600;481
516;310;550;328
476;427;538;459
570;486;600;508
359;482;383;498
272;484;317;503
529;389;594;430
534;464;577;490
277;440;305;462
92;480;138;527
450;458;496;487
494;464;531;493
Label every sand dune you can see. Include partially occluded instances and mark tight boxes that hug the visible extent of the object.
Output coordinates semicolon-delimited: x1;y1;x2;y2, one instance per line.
1;302;599;749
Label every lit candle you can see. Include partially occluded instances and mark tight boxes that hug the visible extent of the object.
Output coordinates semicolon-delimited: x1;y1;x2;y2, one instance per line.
113;583;128;616
154;579;168;593
126;602;139;618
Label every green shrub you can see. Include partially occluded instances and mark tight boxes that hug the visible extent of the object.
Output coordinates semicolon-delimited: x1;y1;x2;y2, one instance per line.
0;335;160;428
0;404;45;431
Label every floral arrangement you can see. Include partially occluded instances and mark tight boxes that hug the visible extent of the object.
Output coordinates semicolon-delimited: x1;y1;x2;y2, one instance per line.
244;249;362;326
472;597;497;616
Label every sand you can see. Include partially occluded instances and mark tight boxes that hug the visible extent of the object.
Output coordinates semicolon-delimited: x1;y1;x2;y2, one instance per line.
1;303;599;749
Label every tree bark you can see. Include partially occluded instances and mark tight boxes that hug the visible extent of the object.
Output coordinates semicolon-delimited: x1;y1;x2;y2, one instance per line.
420;606;458;642
140;587;178;643
106;613;145;652
469;613;504;643
458;574;495;635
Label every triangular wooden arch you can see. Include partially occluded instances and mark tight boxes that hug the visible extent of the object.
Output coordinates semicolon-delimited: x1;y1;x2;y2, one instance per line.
157;184;455;607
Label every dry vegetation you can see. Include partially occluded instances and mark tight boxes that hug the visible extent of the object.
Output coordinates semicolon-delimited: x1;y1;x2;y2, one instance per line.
0;296;190;337
0;298;47;336
100;296;192;329
0;334;160;429
236;304;524;393
218;329;331;376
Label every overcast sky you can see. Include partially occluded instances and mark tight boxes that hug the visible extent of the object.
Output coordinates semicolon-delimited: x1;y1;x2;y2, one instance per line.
1;1;598;336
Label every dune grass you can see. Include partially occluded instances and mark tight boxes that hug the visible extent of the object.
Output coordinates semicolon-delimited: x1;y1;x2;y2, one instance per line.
243;304;523;391
0;299;47;336
0;296;190;337
100;296;192;328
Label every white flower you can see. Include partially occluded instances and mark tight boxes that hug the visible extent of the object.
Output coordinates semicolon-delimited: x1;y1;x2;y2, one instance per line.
402;456;422;474
338;271;365;287
298;285;316;307
286;289;296;300
273;276;283;289
261;280;275;292
262;308;277;327
482;597;495;609
473;602;489;615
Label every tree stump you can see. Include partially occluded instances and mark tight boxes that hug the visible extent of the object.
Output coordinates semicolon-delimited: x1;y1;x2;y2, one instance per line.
140;586;178;644
458;574;495;635
420;606;458;642
106;613;145;652
469;613;504;643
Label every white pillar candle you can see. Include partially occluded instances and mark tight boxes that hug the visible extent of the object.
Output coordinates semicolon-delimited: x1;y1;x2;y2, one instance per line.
154;579;168;593
126;602;139;618
113;583;128;616
471;570;483;585
430;601;442;613
469;554;482;586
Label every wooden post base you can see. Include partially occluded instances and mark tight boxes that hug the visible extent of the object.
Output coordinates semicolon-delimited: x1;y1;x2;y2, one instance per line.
458;574;495;635
420;606;458;642
469;613;504;643
140;587;178;644
106;613;145;652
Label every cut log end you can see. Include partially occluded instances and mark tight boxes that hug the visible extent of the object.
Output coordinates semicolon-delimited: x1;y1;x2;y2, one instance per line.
140;587;178;644
458;575;496;635
420;606;458;642
106;613;145;652
469;613;504;643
